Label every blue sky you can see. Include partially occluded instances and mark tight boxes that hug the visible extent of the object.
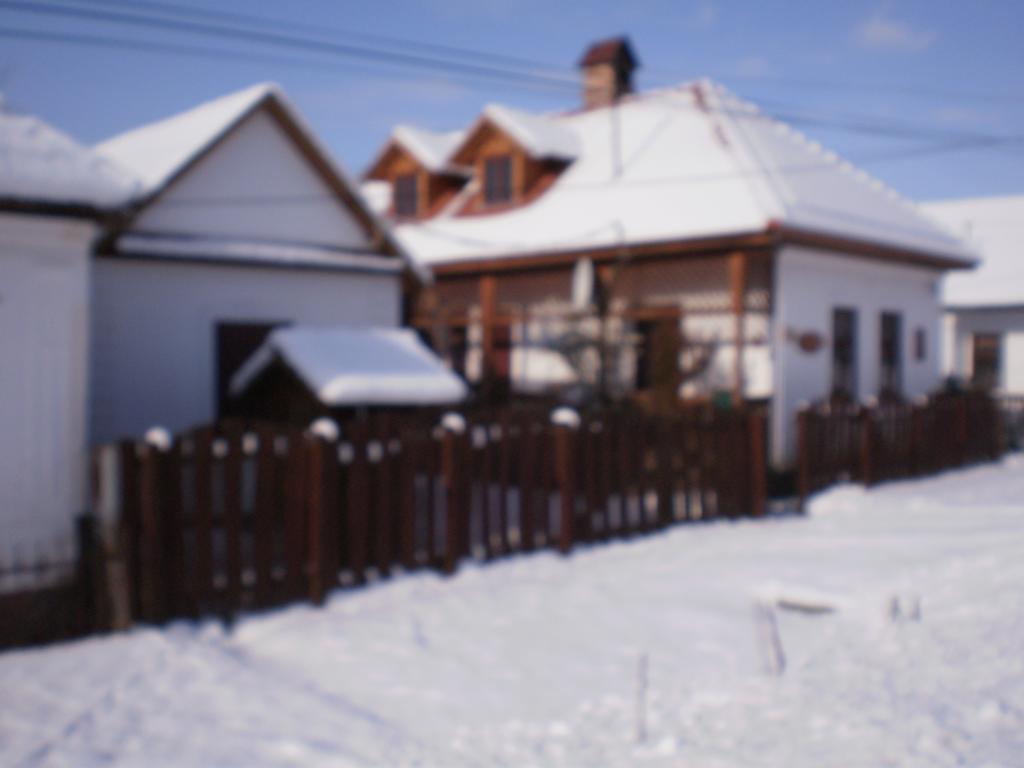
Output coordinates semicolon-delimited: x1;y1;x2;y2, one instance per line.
2;0;1022;201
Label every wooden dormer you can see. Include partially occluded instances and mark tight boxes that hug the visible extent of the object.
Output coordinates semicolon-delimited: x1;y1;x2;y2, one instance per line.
449;110;575;216
363;134;468;220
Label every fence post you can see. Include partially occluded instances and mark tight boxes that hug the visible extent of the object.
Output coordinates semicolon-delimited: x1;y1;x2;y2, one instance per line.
75;513;101;635
796;406;810;511
748;408;767;517
440;412;466;575
551;407;580;555
306;429;332;607
139;427;171;623
859;404;875;487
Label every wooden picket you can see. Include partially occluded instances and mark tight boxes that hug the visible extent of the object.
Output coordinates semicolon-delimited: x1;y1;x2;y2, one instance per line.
798;392;1005;508
96;404;768;626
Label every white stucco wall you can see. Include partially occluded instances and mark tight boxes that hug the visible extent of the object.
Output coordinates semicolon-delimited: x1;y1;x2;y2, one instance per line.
90;258;401;443
0;213;94;574
943;307;1024;394
771;245;944;469
132;108;371;249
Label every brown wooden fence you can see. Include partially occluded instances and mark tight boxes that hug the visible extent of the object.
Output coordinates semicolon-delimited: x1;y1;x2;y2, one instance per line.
93;404;766;625
797;392;1004;508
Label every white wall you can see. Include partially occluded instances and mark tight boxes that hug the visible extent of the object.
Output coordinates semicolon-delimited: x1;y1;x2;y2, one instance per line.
944;307;1024;394
91;258;401;443
133;108;370;249
0;213;94;575
771;245;944;469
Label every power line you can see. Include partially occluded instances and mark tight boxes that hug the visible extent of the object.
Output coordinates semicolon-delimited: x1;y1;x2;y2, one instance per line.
0;0;579;92
77;0;564;75
5;1;1023;155
0;26;364;73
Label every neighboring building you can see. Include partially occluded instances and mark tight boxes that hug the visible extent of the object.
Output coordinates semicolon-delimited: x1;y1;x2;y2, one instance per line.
363;38;973;469
922;195;1024;395
0;106;137;570
90;84;434;443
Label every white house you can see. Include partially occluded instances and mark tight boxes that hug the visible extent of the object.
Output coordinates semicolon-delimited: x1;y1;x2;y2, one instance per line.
922;195;1024;394
0;106;137;571
2;83;465;578
90;83;437;444
362;38;974;470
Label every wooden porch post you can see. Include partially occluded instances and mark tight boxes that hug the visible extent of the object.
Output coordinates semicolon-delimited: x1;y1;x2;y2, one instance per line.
728;251;747;404
479;274;497;387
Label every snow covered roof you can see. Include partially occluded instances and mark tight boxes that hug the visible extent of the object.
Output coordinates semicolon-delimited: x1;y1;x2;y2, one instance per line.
468;104;579;161
921;195;1024;308
0;109;139;209
95;83;274;195
392;125;467;174
390;81;971;269
116;234;404;274
95;83;426;282
230;326;468;406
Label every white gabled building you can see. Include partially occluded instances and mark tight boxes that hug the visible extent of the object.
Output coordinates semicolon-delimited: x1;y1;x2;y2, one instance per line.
0;106;137;571
90;83;433;444
922;195;1024;395
363;38;974;470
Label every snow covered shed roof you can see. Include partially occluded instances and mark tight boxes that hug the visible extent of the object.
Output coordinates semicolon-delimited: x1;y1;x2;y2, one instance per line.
390;80;972;270
0;108;139;212
921;195;1024;308
230;326;468;407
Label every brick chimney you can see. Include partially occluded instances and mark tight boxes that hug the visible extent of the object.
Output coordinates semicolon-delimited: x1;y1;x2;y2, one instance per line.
578;37;639;109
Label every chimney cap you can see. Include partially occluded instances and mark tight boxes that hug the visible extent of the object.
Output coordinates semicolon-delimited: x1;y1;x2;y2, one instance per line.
578;36;639;70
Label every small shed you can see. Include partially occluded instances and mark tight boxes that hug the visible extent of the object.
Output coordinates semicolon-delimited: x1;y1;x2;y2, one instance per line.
229;326;468;424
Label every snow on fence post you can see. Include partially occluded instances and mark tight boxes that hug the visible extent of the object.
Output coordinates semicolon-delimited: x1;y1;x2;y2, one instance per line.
551;407;580;555
306;418;339;607
440;412;466;575
139;427;171;623
748;407;767;517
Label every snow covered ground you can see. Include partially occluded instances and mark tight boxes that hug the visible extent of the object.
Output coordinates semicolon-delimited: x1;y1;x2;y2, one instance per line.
3;455;1024;767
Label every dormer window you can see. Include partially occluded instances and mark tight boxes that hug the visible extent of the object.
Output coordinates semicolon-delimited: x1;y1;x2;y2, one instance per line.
484;155;513;205
394;173;418;217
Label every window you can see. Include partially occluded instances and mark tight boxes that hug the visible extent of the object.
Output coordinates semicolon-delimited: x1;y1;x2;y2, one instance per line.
484;155;512;205
972;334;1001;390
215;321;286;418
394;173;418;217
831;308;857;399
914;327;927;362
879;311;902;396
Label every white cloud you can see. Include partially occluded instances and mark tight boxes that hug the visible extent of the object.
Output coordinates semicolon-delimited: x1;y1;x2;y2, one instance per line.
931;106;996;128
734;56;771;78
854;13;935;52
693;2;717;29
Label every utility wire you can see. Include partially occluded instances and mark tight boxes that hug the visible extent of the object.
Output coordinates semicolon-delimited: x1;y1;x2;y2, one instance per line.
77;0;562;75
0;0;579;91
4;0;1019;145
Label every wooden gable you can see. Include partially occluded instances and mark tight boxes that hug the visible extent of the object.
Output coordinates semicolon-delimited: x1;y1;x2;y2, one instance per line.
364;139;466;220
450;119;568;217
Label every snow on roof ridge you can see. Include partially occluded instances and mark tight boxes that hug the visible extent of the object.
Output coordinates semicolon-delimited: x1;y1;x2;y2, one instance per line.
94;82;279;193
392;124;467;174
480;103;579;160
0;108;141;208
713;81;931;218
